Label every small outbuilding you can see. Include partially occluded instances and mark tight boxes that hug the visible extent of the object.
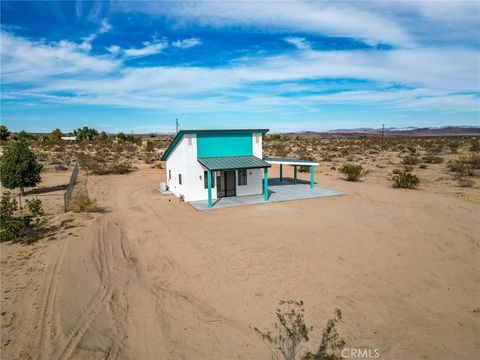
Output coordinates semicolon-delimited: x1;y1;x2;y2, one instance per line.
160;129;319;208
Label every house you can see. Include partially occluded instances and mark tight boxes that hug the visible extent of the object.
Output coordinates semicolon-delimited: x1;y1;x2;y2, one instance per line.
61;136;77;141
161;129;319;208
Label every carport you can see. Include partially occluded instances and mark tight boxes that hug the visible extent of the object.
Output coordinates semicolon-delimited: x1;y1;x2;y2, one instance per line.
263;157;319;188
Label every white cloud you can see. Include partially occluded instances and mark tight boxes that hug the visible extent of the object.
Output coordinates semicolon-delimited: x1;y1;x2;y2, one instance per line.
1;31;479;114
106;45;121;55
172;38;201;49
123;40;168;58
284;37;310;50
118;1;412;46
0;31;117;84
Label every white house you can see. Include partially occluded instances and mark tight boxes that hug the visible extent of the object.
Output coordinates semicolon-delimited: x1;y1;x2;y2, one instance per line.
161;129;318;208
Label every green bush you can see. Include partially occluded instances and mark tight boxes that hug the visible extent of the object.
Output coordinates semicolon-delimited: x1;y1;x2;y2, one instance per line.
402;155;419;165
0;192;43;242
339;164;367;182
392;172;420;189
422;155;444;164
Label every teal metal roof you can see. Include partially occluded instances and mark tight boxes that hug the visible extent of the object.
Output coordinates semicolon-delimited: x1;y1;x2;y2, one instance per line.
161;129;269;161
198;155;271;171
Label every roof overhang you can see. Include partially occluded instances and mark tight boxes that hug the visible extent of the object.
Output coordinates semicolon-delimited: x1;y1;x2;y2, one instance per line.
263;157;319;166
161;129;269;161
198;155;271;171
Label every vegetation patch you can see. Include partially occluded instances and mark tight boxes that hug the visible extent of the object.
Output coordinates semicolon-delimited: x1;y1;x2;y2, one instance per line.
339;164;368;182
392;171;420;189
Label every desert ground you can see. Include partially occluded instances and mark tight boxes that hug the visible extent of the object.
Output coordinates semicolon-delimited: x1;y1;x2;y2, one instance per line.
1;136;479;360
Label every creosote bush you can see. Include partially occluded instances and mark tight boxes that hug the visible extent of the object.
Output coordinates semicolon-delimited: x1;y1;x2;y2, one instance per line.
339;164;368;182
392;171;420;189
401;155;419;165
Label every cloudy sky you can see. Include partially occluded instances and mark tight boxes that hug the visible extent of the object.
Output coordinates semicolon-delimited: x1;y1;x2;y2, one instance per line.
1;1;479;133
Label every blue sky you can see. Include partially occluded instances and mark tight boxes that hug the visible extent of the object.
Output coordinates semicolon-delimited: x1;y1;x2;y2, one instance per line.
1;1;479;133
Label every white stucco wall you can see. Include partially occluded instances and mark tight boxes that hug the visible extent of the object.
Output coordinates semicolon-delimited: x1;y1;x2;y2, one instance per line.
252;132;263;158
236;168;263;196
165;132;265;202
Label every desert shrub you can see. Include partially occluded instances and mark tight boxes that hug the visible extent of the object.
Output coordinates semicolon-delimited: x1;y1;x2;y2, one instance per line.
339;164;367;182
402;155;419;165
422;155;444;164
457;178;474;187
254;300;345;360
392;171;420;189
447;155;480;178
109;162;132;174
25;198;44;216
419;164;427;169
70;193;96;212
0;192;43;242
469;139;480;152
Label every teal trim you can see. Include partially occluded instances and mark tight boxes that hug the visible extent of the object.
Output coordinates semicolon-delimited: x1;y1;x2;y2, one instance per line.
310;165;314;188
198;155;270;171
294;165;298;184
263;167;269;201
161;129;269;161
207;170;212;208
280;164;283;182
197;133;252;158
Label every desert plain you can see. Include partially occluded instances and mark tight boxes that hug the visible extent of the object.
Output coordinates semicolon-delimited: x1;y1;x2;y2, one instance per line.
1;135;479;360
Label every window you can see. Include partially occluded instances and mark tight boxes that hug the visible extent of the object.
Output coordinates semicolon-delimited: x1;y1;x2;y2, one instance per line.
188;136;192;145
169;170;171;180
204;171;215;188
255;135;260;144
179;174;182;185
238;169;247;186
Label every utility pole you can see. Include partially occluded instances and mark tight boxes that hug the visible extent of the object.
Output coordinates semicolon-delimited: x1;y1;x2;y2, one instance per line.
381;124;385;143
176;118;179;134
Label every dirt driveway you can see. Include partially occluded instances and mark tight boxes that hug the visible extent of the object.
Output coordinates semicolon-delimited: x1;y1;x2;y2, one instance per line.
2;167;479;359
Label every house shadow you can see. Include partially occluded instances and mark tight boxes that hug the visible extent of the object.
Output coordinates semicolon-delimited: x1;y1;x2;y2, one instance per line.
269;177;312;186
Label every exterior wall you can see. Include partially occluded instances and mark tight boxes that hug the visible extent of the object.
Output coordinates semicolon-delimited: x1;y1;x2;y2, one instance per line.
236;168;263;196
252;132;263;158
166;132;265;202
197;133;253;158
166;134;219;202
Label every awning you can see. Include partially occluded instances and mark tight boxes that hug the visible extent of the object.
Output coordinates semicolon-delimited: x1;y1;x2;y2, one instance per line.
263;157;319;166
198;155;271;171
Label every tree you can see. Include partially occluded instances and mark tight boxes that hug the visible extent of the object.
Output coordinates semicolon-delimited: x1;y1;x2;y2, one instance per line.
116;132;127;142
73;126;99;141
50;128;63;140
15;130;35;142
0;141;43;195
0;125;10;141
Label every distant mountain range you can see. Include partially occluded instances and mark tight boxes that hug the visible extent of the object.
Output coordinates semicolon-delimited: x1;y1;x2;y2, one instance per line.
284;126;480;138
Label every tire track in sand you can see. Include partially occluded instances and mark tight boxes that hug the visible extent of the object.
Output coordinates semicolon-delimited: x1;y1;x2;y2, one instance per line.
53;219;116;360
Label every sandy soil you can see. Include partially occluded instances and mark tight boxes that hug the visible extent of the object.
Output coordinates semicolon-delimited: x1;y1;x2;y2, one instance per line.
1;165;479;360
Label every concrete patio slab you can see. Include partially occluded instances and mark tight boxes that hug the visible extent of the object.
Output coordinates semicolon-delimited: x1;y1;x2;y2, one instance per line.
189;180;344;211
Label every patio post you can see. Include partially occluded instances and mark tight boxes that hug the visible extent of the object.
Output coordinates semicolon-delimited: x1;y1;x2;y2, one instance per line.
264;167;269;201
294;165;298;184
280;164;283;182
310;165;314;188
207;170;212;208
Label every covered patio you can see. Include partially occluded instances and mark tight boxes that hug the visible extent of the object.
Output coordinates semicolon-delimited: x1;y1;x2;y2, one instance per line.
189;180;343;211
